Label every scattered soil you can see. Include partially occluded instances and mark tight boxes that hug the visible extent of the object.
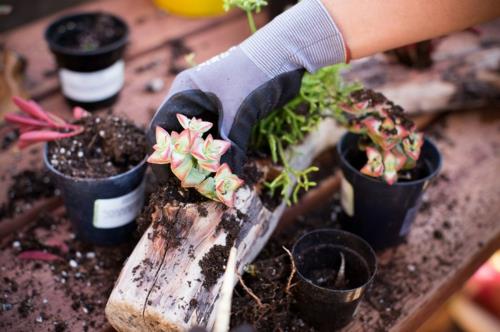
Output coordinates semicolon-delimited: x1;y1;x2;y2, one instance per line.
47;113;146;179
199;212;244;289
384;40;433;69
55;14;126;52
0;169;58;220
0;128;19;151
0;211;136;332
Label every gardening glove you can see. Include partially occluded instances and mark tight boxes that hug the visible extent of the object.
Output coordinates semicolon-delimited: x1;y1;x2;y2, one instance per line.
148;0;348;176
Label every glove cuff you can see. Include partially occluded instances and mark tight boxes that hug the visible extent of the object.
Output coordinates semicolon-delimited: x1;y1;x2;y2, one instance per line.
240;0;347;78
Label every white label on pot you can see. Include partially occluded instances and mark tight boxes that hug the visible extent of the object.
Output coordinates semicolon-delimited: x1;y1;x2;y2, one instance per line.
340;173;354;217
59;60;125;102
92;180;145;229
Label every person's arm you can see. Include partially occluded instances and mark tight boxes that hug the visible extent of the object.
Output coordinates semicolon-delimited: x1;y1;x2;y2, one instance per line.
322;0;500;59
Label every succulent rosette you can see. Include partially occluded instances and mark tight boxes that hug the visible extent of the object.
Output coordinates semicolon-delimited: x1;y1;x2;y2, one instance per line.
148;114;243;207
342;89;425;185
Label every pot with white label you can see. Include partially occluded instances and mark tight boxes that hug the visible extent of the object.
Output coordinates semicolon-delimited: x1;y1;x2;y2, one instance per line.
45;12;128;109
43;145;147;246
337;133;441;250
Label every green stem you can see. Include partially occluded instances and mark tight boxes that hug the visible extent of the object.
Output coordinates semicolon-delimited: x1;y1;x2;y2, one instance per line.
246;11;257;34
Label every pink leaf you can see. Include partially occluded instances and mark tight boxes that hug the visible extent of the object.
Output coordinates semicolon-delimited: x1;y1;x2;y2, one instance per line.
12;97;53;123
73;107;90;120
17;250;62;262
4;113;49;128
19;129;83;145
214;163;244;207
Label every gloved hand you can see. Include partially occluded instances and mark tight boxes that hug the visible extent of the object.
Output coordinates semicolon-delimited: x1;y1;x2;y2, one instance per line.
148;0;347;176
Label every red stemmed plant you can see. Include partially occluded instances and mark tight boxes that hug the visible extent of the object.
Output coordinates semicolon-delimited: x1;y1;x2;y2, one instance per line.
5;96;88;148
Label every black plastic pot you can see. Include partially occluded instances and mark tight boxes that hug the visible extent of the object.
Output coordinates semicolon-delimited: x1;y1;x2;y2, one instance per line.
45;12;129;109
337;133;442;250
43;145;147;246
292;229;377;331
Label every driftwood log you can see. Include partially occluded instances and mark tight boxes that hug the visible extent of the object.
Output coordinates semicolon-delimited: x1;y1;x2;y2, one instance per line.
344;19;500;114
105;119;345;331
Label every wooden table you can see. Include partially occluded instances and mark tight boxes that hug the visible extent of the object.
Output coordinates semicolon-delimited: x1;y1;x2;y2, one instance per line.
0;0;499;331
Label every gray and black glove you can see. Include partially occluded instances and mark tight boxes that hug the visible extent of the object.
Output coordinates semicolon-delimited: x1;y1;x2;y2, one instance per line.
148;0;347;175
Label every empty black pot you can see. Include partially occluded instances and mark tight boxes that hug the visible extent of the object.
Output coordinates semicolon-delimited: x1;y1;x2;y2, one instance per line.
337;133;442;250
292;229;377;331
45;12;129;109
44;145;147;246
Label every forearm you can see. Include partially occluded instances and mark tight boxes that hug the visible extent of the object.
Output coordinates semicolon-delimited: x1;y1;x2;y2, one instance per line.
322;0;500;59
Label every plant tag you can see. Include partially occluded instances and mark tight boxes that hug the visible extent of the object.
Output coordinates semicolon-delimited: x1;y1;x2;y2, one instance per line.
59;60;125;102
340;173;354;217
93;180;145;229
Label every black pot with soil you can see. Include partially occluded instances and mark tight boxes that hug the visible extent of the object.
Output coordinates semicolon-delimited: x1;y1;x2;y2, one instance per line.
44;114;147;245
292;229;377;331
337;132;442;250
45;12;129;109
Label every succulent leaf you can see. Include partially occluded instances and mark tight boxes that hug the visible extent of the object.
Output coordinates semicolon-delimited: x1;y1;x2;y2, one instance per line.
195;177;220;202
182;166;210;188
214;164;244;207
382;151;399;185
191;134;231;171
403;132;424;160
147;126;172;164
360;147;384;177
176;114;213;137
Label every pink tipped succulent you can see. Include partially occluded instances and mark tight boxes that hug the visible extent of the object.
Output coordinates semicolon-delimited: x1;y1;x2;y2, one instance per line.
191;134;231;172
5;96;87;148
342;89;425;185
176;114;213;140
147;127;172;164
148;115;243;207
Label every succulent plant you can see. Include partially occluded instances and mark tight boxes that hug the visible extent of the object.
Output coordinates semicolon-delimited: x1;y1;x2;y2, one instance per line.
5;96;87;148
339;89;424;185
148;115;243;207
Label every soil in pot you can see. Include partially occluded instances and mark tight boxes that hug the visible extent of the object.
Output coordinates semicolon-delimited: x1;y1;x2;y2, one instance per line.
47;113;146;179
297;245;370;291
53;14;126;52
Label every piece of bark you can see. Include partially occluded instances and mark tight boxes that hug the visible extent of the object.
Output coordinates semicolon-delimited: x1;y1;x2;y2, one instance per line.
344;20;500;115
105;119;345;331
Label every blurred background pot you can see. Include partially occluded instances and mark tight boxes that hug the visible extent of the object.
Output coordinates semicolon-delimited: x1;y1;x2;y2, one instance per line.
292;229;377;331
45;12;128;109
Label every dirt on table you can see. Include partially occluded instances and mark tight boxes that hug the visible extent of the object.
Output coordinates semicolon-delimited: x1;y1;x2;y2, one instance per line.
47;113;146;179
0;169;58;220
0;211;136;332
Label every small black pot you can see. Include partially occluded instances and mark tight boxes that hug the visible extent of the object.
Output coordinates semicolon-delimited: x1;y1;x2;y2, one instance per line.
292;229;377;331
44;146;147;246
45;12;129;109
337;133;442;250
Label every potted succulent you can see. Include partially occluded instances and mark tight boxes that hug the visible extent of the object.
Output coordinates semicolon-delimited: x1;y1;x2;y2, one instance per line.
334;89;442;250
45;12;129;109
5;97;147;245
292;229;377;330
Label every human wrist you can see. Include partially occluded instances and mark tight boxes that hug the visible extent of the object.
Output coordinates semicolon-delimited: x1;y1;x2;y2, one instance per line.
240;0;347;78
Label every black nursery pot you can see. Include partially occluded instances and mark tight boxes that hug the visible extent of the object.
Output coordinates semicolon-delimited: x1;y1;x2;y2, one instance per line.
43;146;147;246
45;12;129;109
337;133;442;250
292;229;377;331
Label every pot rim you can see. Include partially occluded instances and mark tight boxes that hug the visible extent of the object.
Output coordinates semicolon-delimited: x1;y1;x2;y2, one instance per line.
44;11;129;57
337;132;442;187
292;228;378;294
43;143;147;183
